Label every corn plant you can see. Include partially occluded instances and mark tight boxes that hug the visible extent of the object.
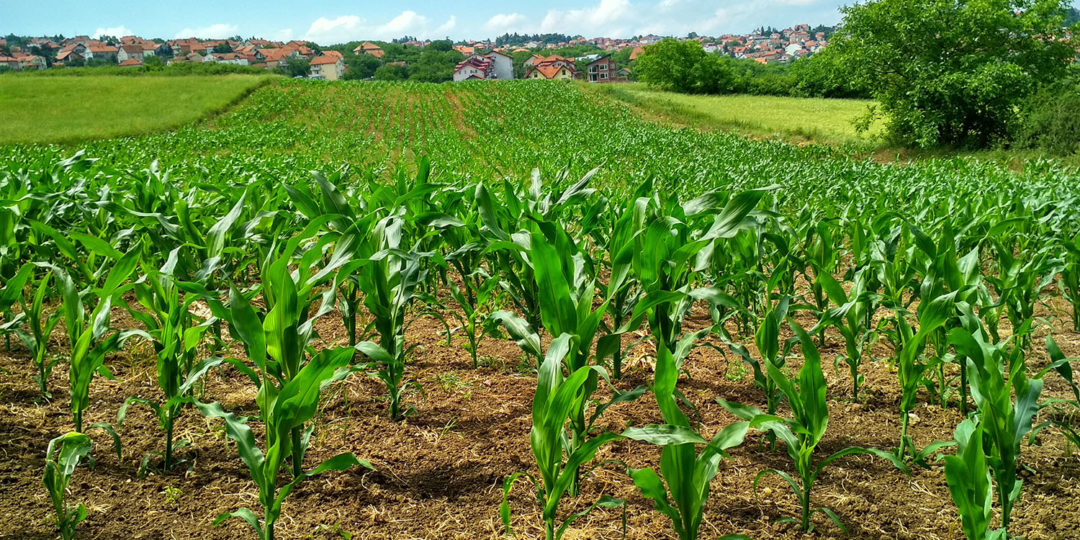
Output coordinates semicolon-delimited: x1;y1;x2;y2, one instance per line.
55;248;140;433
814;268;876;401
43;432;93;540
726;297;788;416
0;262;33;351
947;323;1043;529
500;334;691;539
196;346;372;540
1059;235;1080;332
624;342;750;540
720;322;907;533
1031;336;1080;455
894;291;957;460
943;419;1006;540
500;334;623;540
493;226;644;496
446;271;500;369
11;267;64;398
118;249;223;471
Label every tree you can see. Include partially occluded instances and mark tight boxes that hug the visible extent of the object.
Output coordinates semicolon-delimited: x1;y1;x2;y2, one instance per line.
831;0;1077;147
276;57;310;78
373;63;407;81
344;54;381;80
212;43;232;54
428;39;453;52
635;39;705;93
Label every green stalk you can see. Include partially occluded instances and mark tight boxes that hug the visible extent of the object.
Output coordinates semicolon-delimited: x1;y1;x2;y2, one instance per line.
291;427;304;477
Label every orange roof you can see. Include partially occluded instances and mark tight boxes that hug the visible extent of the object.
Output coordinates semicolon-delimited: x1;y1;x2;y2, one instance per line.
629;47;645;60
309;55;339;65
532;64;568;79
119;58;142;66
88;45;118;53
259;48;293;61
324;50;343;59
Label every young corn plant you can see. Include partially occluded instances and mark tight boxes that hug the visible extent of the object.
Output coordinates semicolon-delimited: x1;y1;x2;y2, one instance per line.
197;346;372;540
1059;235;1080;332
813;268;876;401
118;249;223;472
894;291;957;461
494;226;644;496
446;271;500;369
0;262;33;352
1030;336;1080;455
352;214;436;421
943;419;1006;540
55;248;140;433
720;322;907;533
726;297;789;416
947;323;1043;529
43;432;93;540
624;342;751;540
500;334;683;539
500;334;623;540
13;267;64;398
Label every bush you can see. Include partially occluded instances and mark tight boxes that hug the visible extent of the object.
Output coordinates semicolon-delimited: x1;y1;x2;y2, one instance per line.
1015;76;1080;155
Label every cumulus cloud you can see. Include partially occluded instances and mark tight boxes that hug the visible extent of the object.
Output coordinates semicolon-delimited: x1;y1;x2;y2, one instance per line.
174;23;239;39
302;11;459;43
485;13;529;33
540;0;634;34
92;26;133;39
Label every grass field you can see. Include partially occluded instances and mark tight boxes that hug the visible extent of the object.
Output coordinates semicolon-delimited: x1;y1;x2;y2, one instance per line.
588;82;883;146
0;75;270;145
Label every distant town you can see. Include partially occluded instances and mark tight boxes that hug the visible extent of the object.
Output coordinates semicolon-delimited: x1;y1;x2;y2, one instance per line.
0;25;833;81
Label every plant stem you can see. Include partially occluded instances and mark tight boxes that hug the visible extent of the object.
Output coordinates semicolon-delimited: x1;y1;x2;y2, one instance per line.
897;411;910;460
291;426;303;477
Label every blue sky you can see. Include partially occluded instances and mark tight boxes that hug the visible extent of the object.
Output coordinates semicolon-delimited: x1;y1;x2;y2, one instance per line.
6;0;853;43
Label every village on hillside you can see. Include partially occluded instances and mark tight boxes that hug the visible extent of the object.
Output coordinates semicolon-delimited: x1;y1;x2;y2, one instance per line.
0;25;832;81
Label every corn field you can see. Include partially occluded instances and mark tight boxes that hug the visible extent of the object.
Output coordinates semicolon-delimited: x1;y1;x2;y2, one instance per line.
1;79;1079;539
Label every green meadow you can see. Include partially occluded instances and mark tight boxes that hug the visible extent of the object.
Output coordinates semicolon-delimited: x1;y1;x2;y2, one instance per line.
588;82;884;146
0;75;269;145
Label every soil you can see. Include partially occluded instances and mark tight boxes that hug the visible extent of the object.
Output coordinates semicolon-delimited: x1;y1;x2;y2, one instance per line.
1;294;1079;540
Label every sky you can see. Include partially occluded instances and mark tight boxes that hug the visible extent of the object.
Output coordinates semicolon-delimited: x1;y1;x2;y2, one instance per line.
2;0;851;44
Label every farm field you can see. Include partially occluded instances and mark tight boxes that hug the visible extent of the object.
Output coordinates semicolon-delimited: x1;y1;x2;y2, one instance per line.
1;78;1080;540
587;83;883;146
0;75;269;145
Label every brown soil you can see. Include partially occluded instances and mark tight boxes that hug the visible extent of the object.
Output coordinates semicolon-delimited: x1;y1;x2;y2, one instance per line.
1;298;1079;540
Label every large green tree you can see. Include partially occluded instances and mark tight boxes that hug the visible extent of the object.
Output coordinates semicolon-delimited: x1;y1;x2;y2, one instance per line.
831;0;1077;147
635;39;705;93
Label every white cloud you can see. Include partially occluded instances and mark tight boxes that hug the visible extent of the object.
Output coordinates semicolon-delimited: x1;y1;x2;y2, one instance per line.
302;11;457;43
540;0;633;35
92;26;133;39
174;23;239;39
435;16;458;36
485;13;529;33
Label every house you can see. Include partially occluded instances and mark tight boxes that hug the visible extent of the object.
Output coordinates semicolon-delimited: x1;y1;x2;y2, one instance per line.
0;56;20;70
352;42;384;58
526;62;577;80
309;54;344;80
586;55;624;83
12;53;46;70
453;45;475;55
629;47;645;61
84;44;119;63
526;55;579;80
117;44;144;63
453;55;495;81
118;58;143;67
453;51;513;81
259;48;299;69
204;52;249;65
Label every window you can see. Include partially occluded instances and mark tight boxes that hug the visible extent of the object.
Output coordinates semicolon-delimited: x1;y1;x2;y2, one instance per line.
599;64;607;70
600;73;607;79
